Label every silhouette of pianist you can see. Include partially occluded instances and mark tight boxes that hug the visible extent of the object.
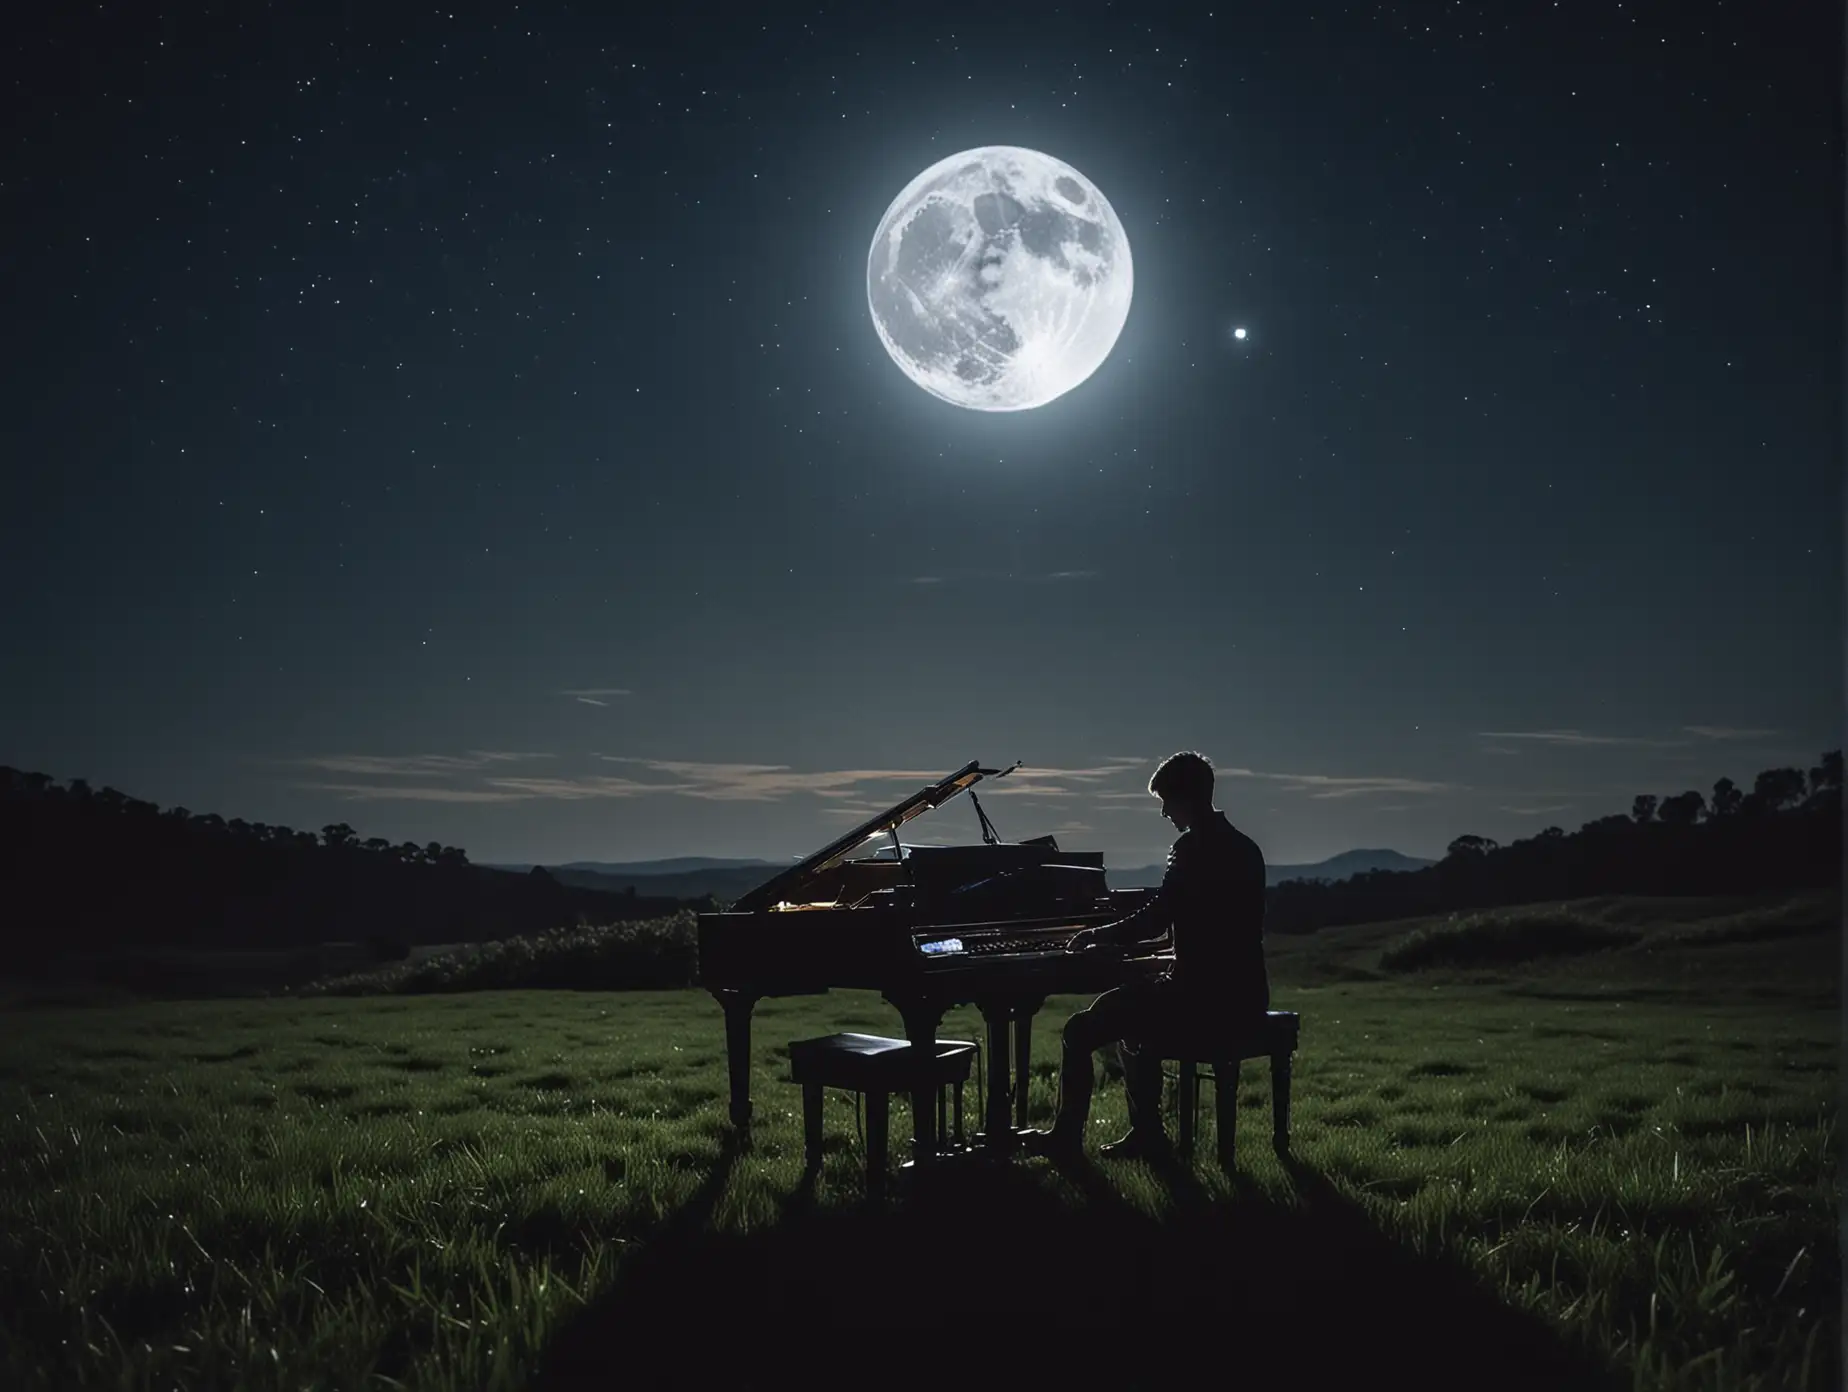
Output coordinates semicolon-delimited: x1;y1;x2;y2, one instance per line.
1023;750;1269;1160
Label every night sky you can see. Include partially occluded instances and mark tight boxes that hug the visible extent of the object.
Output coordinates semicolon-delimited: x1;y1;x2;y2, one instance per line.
4;0;1838;871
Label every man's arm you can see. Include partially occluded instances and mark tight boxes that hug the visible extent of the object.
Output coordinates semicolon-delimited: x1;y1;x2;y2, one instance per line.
1093;890;1171;946
1092;850;1187;946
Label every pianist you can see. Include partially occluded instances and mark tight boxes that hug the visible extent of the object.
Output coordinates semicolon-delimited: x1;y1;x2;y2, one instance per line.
1023;750;1270;1161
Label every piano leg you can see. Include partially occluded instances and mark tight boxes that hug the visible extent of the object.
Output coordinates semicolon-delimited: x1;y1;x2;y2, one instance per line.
866;1088;890;1191
1013;1008;1033;1131
1012;997;1045;1131
715;989;758;1132
891;997;947;1164
978;1002;1014;1151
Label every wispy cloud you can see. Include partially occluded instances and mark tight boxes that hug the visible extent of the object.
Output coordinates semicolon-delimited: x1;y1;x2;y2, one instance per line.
295;751;553;778
981;758;1146;798
304;783;539;804
1683;725;1780;741
560;688;632;706
293;752;1150;810
1499;803;1576;816
1218;767;1461;799
904;568;1101;586
1095;765;1458;803
1476;729;1687;749
597;758;949;802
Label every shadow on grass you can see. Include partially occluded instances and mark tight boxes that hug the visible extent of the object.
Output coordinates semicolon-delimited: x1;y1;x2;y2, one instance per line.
534;1147;1620;1391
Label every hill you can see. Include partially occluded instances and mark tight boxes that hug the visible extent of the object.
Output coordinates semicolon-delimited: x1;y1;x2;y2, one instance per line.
521;847;1437;902
542;864;780;902
0;768;692;969
1110;847;1437;890
492;857;780;876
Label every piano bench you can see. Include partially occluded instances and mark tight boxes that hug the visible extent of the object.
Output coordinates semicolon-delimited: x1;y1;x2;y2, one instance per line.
1130;1010;1300;1168
787;1033;980;1189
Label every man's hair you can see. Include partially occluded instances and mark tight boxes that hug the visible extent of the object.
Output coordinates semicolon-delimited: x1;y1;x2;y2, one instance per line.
1149;750;1214;802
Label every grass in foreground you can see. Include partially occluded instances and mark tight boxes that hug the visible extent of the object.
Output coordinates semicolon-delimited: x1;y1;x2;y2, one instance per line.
0;893;1837;1389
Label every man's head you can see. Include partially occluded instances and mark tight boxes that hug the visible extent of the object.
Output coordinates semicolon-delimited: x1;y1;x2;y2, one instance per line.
1149;750;1216;832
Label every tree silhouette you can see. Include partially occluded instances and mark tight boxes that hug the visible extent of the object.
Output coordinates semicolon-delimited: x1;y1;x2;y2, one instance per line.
322;823;357;850
1631;794;1658;824
1805;752;1842;810
1752;768;1808;814
1710;777;1743;818
1445;834;1499;858
1657;790;1706;826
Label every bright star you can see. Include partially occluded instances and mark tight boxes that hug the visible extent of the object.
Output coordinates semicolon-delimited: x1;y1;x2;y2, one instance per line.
1233;326;1248;341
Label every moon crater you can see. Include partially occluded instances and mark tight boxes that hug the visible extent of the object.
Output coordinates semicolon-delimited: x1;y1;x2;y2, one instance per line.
867;146;1133;411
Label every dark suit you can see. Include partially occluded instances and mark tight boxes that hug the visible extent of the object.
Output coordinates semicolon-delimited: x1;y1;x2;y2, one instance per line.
1062;810;1270;1135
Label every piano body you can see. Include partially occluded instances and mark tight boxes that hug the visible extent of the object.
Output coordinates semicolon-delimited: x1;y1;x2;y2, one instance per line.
697;760;1170;1160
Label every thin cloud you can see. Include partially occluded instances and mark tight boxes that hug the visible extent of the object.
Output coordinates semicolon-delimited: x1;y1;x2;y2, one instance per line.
561;688;632;706
598;758;950;802
294;752;1163;811
294;751;552;778
1499;803;1576;816
302;782;538;804
1683;725;1780;741
1218;767;1461;799
1477;729;1687;749
1020;761;1144;780
982;781;1080;797
905;569;1100;586
486;775;696;800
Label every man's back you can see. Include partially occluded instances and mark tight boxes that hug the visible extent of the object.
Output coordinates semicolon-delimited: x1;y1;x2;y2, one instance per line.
1163;810;1268;1010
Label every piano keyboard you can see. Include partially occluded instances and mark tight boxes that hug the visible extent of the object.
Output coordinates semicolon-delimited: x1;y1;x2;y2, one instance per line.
916;928;1086;959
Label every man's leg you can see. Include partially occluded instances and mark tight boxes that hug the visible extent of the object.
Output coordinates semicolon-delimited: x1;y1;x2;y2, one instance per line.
1025;984;1156;1153
1044;996;1117;1142
1117;1038;1165;1138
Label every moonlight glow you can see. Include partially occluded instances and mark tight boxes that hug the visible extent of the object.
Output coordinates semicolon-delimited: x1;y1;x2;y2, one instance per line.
866;147;1133;411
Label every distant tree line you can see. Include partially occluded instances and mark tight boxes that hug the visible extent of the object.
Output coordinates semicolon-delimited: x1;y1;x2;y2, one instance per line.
1265;751;1842;934
0;769;692;968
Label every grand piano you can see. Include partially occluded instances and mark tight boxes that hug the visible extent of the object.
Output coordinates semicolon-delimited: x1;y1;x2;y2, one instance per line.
697;760;1171;1161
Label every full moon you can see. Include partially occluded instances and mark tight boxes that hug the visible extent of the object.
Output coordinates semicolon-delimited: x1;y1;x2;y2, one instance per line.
866;146;1132;412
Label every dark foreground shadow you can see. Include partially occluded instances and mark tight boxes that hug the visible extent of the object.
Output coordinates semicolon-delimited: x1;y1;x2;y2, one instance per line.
534;1153;1620;1392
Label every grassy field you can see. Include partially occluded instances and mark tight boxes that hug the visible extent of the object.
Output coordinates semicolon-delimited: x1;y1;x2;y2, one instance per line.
0;891;1837;1389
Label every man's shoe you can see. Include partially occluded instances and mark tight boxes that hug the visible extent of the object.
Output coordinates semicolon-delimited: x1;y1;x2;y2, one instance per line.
1097;1129;1174;1162
1017;1128;1084;1161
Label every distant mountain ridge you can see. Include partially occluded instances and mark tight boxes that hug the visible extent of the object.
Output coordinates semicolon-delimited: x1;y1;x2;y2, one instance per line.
506;847;1436;903
558;857;780;876
1109;847;1437;890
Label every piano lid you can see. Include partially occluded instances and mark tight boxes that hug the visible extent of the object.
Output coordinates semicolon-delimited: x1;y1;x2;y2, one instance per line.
729;760;1015;913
